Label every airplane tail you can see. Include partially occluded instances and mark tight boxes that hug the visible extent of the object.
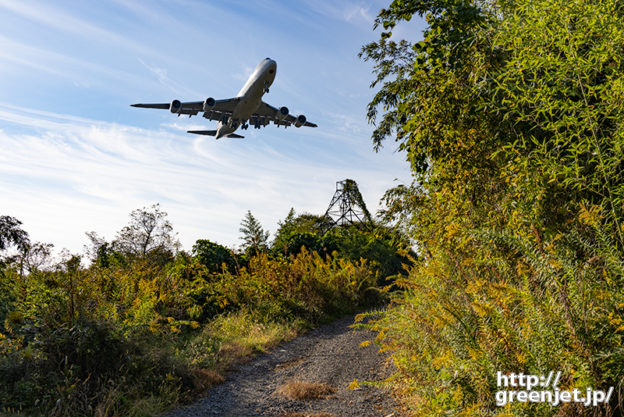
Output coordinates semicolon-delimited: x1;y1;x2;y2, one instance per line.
187;130;244;139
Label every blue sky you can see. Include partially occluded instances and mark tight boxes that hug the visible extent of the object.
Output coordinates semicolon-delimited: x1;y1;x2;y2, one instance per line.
0;0;425;253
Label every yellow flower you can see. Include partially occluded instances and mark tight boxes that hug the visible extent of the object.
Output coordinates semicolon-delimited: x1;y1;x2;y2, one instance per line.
348;380;360;390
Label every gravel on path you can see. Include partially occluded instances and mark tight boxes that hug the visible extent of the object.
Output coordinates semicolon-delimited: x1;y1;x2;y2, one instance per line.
163;314;398;417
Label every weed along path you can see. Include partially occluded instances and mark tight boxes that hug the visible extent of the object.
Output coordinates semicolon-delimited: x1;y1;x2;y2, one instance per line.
164;314;397;417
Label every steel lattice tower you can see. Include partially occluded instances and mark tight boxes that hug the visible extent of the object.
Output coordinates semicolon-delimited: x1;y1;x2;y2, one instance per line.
324;179;372;229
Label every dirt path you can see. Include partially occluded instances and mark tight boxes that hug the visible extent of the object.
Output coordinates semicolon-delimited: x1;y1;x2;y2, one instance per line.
164;314;398;417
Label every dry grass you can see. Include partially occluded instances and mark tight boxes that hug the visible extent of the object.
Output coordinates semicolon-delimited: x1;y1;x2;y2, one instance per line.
191;368;225;391
275;380;336;401
282;412;335;417
274;357;306;372
210;311;301;367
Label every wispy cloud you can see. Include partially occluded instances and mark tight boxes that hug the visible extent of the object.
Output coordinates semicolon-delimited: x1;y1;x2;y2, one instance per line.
0;34;164;97
137;58;203;97
232;64;255;83
301;0;375;25
343;4;374;23
0;103;410;252
0;0;162;60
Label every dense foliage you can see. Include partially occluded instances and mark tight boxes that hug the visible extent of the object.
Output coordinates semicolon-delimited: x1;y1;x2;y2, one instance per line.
0;203;402;416
362;0;624;415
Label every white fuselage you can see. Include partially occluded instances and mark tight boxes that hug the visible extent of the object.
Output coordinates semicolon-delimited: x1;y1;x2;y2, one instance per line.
216;58;276;138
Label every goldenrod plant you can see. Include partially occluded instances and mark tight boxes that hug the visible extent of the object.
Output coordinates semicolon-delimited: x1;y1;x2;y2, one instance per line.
361;0;624;415
0;206;397;416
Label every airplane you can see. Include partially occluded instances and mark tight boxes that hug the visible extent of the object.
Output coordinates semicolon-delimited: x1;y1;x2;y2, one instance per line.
131;57;317;139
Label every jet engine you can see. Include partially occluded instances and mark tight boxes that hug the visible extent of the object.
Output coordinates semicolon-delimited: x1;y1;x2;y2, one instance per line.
277;106;289;120
169;99;182;114
203;97;216;112
294;114;306;128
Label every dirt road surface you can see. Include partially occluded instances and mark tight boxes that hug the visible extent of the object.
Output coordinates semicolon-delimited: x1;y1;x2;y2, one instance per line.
164;314;398;417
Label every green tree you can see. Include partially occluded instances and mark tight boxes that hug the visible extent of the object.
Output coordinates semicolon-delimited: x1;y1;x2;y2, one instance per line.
0;215;29;252
281;207;297;229
324;224;411;282
113;204;179;264
272;209;333;255
277;232;325;257
16;241;54;275
192;239;236;273
85;231;115;268
239;210;269;254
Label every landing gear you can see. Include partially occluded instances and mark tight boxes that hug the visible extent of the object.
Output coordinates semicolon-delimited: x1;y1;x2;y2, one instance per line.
227;117;239;128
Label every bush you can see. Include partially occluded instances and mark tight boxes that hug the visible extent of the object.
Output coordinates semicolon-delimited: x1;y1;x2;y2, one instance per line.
0;320;192;416
361;0;624;414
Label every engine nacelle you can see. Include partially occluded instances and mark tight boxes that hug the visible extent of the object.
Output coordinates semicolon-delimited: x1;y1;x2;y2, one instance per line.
294;114;306;128
170;99;182;114
277;106;289;120
203;97;216;112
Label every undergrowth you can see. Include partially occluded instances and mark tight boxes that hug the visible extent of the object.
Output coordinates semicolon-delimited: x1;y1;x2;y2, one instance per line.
0;249;379;416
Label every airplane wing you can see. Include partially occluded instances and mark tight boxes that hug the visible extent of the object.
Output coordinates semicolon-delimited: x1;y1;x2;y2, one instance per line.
131;97;240;118
254;101;318;128
132;98;317;128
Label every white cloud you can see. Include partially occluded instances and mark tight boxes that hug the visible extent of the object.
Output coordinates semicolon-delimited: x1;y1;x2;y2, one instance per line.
0;0;162;60
232;65;255;83
138;58;203;97
343;5;373;23
300;0;375;25
0;103;410;253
